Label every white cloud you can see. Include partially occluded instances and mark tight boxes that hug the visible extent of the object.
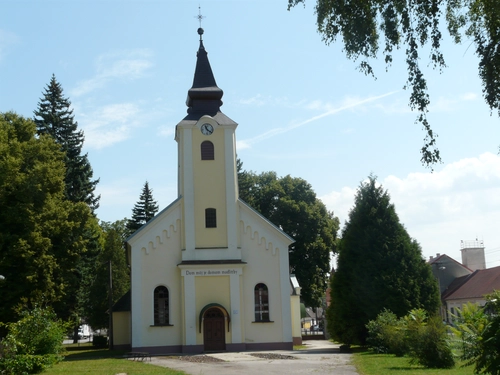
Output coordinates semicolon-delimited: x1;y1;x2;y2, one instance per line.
71;49;154;97
431;91;481;112
0;29;20;62
460;92;478;101
238;91;398;148
319;152;500;265
158;125;175;138
79;103;142;149
239;94;266;106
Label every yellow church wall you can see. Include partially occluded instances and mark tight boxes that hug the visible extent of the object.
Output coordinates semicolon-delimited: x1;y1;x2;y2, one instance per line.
194;275;232;344
192;128;228;248
132;216;184;348
290;294;302;345
113;311;131;346
240;226;285;343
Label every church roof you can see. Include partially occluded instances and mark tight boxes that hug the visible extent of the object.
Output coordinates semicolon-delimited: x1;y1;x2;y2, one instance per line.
185;28;224;118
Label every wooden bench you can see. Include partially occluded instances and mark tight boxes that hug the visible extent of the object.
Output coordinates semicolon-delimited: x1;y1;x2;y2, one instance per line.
127;352;151;361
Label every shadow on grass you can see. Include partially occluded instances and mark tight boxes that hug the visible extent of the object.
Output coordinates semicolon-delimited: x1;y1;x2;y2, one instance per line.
62;349;127;361
387;366;428;371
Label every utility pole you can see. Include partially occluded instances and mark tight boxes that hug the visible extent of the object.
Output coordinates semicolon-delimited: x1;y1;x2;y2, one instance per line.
108;260;114;350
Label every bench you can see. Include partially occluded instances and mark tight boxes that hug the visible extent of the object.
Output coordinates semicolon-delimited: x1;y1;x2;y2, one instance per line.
127;352;151;361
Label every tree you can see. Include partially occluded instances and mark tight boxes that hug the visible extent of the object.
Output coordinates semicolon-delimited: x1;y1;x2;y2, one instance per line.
238;165;339;307
327;175;439;345
126;181;159;236
33;76;102;341
288;0;500;168
84;220;130;329
33;74;99;211
0;112;96;327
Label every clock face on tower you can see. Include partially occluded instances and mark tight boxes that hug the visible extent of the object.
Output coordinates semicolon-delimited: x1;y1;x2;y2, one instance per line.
201;123;214;135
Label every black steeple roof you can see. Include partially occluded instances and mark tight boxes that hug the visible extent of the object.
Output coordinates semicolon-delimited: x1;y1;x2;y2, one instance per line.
186;28;224;117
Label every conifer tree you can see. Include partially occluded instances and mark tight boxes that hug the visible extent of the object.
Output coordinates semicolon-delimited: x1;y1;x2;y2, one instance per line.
327;175;439;346
34;74;100;212
126;181;159;235
33;76;101;341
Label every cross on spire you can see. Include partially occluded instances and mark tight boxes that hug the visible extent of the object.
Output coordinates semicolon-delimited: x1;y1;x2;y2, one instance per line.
195;6;205;41
196;6;205;28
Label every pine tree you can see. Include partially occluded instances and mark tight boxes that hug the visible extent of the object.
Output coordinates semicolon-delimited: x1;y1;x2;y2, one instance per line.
126;181;159;235
34;74;100;212
33;76;101;341
327;175;439;346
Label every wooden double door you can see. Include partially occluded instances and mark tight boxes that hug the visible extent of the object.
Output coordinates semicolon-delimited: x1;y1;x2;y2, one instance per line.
203;308;226;351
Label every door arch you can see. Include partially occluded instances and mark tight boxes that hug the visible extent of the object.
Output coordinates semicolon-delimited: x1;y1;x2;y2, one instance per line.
203;307;226;351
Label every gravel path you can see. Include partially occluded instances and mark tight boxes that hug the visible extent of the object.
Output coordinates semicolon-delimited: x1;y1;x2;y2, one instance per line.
145;340;360;375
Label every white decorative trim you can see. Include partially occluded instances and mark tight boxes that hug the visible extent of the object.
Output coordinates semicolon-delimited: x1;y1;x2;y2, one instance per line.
241;223;278;256
183;275;197;345
141;223;180;255
230;273;242;343
182;128;196;253
224;128;238;250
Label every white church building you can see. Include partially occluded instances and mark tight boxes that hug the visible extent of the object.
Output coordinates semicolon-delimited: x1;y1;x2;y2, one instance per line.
112;27;302;353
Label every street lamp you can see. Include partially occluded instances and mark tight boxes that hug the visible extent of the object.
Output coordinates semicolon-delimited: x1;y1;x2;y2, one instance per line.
0;275;5;281
436;264;446;321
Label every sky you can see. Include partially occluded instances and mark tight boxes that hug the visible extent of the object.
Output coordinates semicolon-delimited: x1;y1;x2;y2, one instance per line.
1;0;499;268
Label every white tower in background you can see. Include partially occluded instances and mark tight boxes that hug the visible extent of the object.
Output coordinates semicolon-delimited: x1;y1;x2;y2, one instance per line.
461;239;486;270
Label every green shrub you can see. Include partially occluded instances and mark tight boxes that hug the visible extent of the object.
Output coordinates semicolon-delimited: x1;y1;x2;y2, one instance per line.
451;293;500;375
0;354;58;375
366;309;398;353
384;321;408;357
407;314;454;369
366;309;408;356
92;335;108;348
367;308;454;368
0;307;65;374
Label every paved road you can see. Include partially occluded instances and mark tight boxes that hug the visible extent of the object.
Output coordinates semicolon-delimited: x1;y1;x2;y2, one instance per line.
146;340;359;375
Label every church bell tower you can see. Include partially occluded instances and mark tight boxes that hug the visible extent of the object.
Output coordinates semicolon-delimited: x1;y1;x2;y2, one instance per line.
175;28;241;262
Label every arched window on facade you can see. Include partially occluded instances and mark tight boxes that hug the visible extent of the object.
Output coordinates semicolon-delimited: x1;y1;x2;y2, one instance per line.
154;286;169;325
201;141;214;160
205;208;217;228
254;283;270;322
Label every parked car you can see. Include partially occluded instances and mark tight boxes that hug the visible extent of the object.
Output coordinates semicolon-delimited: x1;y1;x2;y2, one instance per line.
310;325;319;332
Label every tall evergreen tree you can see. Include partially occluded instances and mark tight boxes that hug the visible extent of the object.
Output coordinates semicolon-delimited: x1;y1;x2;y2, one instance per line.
126;181;159;235
327;175;439;346
33;74;99;212
33;75;101;341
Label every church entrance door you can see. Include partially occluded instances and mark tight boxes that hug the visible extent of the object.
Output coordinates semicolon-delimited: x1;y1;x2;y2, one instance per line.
203;307;226;351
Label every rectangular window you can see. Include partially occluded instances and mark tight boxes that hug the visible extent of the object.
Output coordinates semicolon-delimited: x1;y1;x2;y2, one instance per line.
205;208;216;228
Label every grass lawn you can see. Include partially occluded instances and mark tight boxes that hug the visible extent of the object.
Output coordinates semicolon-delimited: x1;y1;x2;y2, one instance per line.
41;345;187;375
352;350;474;375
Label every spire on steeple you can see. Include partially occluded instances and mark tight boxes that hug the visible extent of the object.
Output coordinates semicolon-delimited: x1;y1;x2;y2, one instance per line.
186;27;224;117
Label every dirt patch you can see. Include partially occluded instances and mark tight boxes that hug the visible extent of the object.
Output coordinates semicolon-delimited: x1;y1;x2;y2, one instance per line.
171;355;226;363
249;353;296;360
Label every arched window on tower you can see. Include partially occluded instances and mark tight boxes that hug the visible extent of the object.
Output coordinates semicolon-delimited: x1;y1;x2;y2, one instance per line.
201;141;214;160
205;208;217;228
254;283;270;322
154;286;169;325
